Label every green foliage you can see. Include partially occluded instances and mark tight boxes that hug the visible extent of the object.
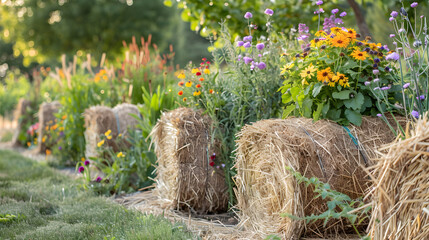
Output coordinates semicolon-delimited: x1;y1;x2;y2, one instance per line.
279;21;402;126
0;149;194;239
0;71;31;117
282;167;370;237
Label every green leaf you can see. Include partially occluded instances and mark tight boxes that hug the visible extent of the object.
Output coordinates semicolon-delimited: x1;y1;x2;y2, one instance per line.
282;94;292;104
313;102;324;121
322;101;330;116
345;109;362;126
332;90;351;100
342;61;359;70
312;82;323;97
326;109;341;120
344;92;364;110
302;98;313;118
282;105;296;119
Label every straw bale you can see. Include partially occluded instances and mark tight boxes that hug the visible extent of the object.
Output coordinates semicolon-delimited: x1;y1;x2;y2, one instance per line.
112;103;140;135
36;101;62;153
367;117;429;240
235;116;400;239
151;107;228;214
11;98;33;146
84;106;118;159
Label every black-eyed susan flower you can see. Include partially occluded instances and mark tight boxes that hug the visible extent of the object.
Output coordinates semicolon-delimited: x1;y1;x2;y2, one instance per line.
185;81;192;87
178;81;184;87
105;129;111;136
345;28;357;39
350;49;368;61
333;73;350;87
177;73;186;79
330;34;350;48
299;64;317;79
191;68;199;74
183;97;187;102
193;91;201;96
204;69;210;74
317;67;333;83
280;63;294;75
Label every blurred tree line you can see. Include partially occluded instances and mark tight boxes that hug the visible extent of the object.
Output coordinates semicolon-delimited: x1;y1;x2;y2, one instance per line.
0;0;210;80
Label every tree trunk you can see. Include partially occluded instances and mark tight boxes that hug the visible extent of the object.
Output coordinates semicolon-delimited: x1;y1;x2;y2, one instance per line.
347;0;372;38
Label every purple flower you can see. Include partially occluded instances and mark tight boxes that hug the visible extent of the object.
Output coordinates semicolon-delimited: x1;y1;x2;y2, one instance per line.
403;83;411;89
373;69;379;75
411;2;418;8
78;166;85;173
340;11;347;17
398;28;405;33
256;43;265;50
374;78;380;83
238;55;242;61
96;176;102;182
411;110;420;118
374;87;380;90
58;146;62;150
374;58;380;63
59;131;64;137
381;86;391;91
84;160;90;166
243;35;252;42
243;57;253;64
264;8;274;16
298;23;309;33
386;52;400;61
257;62;266;70
258;54;262;57
383;45;390;51
243;42;251;48
316;0;323;5
244;12;253;19
389;17;395;22
237;41;244;47
385;66;391;72
364;81;371;86
377;113;382;117
389;34;395;38
331;8;339;14
221;163;226;168
391;11;398;18
419;95;425;100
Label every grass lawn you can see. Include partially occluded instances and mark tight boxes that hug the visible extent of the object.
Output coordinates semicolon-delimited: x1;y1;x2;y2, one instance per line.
0;149;195;240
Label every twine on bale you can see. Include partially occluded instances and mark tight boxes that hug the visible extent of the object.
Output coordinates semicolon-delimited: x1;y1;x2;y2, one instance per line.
367;116;429;240
234;117;401;239
151;107;228;214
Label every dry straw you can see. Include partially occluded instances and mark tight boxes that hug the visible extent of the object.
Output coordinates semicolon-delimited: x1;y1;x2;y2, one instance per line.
11;98;32;146
151;107;228;214
234;117;401;239
367;116;429;240
84;103;140;159
37;101;62;153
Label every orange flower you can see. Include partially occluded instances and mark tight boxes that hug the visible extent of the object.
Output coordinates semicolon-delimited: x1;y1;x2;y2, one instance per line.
317;67;334;83
330;34;350;48
199;78;204;82
178;90;183;96
46;149;52;156
196;84;202;88
350;49;368;61
178;81;184;87
209;89;214;94
345;28;357;39
183;97;187;102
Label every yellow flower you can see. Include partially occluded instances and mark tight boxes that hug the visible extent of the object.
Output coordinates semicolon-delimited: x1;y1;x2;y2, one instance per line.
280;63;294;75
350;49;368;61
302;79;309;85
51;124;58;130
330;27;343;35
102;75;108;81
94;75;101;83
177;72;186;79
317;67;334;84
107;135;112;140
117;152;124;158
193;91;201;96
27;142;31;147
315;30;327;37
42;136;46;143
59;127;64;131
330;34;350;48
118;133;122;137
345;28;357;39
97;140;105;147
81;157;85;162
62;115;67;120
299;64;317;79
333;73;350;87
185;81;193;87
191;68;199;74
203;69;210;74
105;129;111;137
46;149;52;156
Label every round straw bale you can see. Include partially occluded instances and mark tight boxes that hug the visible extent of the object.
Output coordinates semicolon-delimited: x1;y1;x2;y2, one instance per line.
84;106;118;159
112;103;141;136
368;117;429;240
37;101;62;153
234;116;400;239
151;107;228;214
12;98;32;146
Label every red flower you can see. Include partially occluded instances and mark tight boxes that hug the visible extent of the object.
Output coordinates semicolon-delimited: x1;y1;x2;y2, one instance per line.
209;89;214;94
206;61;211;64
196;84;201;88
196;72;202;76
209;161;215;167
202;57;207;61
178;90;183;96
199;78;204;82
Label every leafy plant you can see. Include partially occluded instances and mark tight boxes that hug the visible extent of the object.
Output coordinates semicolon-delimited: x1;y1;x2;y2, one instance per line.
282;167;370;238
279;9;403;126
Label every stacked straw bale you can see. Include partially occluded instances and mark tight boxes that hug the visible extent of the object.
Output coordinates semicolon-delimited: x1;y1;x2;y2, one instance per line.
235;117;401;239
36;101;62;153
367;117;429;240
151;107;228;214
12;98;32;146
84;103;140;159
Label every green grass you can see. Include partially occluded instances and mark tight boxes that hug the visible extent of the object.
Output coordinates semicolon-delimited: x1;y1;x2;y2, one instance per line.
0;150;195;240
0;130;13;142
